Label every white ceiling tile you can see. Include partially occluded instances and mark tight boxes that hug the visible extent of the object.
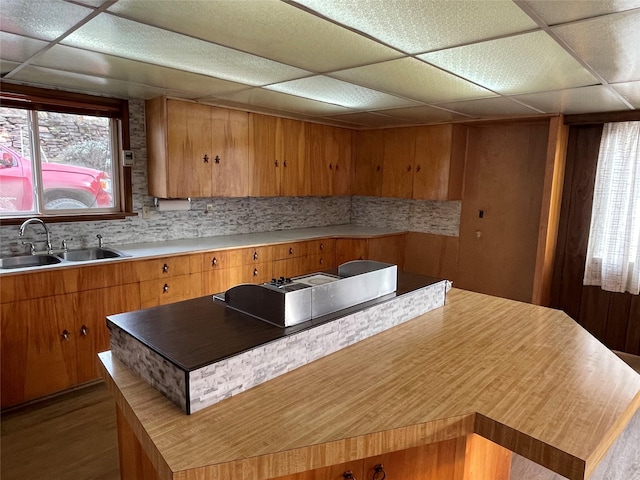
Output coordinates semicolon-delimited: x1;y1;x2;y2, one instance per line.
293;0;537;54
266;76;418;110
324;112;415;128
0;0;93;41
107;0;402;72
0;32;48;64
375;106;470;123
32;44;250;98
62;13;310;87
9;65;195;100
212;88;353;116
522;0;640;25
67;0;108;7
0;60;20;76
434;97;544;117
419;31;598;95
611;81;640;108
331;57;496;104
552;9;640;84
510;85;630;114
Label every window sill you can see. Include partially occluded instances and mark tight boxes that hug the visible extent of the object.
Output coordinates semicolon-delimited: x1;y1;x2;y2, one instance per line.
0;211;137;226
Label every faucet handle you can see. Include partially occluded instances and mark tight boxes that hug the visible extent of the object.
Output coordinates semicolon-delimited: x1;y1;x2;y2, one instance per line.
22;241;36;255
96;234;103;248
61;239;68;252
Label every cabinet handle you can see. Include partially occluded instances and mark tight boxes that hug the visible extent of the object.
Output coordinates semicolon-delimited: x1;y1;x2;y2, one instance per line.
163;283;169;293
329;163;333;170
275;159;279;167
80;325;88;336
211;257;217;267
283;160;288;167
372;464;386;480
215;155;220;164
407;165;412;172
343;471;356;480
162;263;169;273
319;258;323;265
253;268;258;277
61;330;69;341
203;154;209;163
320;243;324;250
289;247;293;255
253;251;258;261
416;164;421;172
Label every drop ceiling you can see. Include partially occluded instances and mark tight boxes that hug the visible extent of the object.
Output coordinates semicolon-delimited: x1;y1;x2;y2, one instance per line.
1;0;639;128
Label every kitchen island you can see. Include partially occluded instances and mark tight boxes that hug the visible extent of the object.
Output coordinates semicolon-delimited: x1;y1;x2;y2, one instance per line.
99;288;640;480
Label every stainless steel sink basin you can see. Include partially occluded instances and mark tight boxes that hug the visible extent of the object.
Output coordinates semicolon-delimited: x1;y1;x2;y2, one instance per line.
0;254;62;269
56;247;128;262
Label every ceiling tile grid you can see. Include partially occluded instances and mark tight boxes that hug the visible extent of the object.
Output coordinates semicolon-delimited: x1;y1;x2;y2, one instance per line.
0;0;637;127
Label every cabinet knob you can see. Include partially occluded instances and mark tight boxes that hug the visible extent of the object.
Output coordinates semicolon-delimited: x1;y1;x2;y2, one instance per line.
283;160;288;167
163;283;169;293
253;251;258;261
376;165;381;172
203;154;209;163
319;258;323;265
343;471;356;480
335;163;339;171
289;247;293;255
61;330;69;341
162;263;169;273
215;155;220;164
319;243;324;250
407;165;412;172
80;325;88;336
329;163;333;170
253;268;258;277
416;164;421;172
211;257;217;267
372;464;386;480
275;159;279;167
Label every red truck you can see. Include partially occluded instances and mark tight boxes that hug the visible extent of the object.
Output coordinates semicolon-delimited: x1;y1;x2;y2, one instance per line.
0;144;113;212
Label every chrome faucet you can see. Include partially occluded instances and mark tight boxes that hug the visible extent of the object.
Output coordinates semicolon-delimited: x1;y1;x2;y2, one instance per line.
18;218;52;254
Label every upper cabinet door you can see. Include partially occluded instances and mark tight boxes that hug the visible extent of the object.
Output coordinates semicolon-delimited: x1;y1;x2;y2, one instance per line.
145;97;249;198
212;107;249;197
382;127;416;198
413;124;467;201
248;113;280;197
279;118;309;196
354;129;384;197
307;123;333;196
332;127;352;196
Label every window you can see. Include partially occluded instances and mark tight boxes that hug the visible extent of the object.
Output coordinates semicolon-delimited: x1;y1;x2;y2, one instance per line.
0;106;119;216
583;121;640;295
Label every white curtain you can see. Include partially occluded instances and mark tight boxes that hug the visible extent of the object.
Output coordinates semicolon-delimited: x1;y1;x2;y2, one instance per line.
583;121;640;295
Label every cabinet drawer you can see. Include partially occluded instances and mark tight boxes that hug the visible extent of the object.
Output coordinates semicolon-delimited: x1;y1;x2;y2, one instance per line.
234;246;274;265
307;238;335;256
196;250;234;271
131;256;191;282
306;253;335;274
139;273;202;308
202;267;244;295
240;262;272;284
272;241;308;260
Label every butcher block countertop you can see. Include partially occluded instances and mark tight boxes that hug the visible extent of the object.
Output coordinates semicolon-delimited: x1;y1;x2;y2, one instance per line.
99;288;640;480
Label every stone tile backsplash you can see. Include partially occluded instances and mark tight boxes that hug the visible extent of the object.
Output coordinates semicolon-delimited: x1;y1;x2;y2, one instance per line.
0;99;461;256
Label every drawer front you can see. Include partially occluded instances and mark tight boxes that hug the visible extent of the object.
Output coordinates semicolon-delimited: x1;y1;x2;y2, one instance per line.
198;250;233;271
272;242;309;260
306;253;336;274
272;257;308;279
240;262;272;284
307;239;336;256
202;267;244;295
234;246;274;265
132;256;191;282
139;273;202;308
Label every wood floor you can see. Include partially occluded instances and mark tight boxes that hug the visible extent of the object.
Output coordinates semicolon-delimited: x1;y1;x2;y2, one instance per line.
0;383;119;480
2;352;639;480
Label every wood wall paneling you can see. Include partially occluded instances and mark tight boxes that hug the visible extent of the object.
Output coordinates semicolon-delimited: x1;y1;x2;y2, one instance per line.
457;122;548;303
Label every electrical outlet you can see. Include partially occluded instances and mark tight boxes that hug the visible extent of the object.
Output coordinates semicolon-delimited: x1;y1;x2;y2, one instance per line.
142;206;152;219
206;204;214;212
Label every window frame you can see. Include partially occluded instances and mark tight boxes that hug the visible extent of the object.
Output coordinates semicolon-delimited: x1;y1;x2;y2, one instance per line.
0;82;134;225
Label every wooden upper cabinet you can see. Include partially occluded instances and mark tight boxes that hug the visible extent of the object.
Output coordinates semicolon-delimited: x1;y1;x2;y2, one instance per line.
249;114;309;196
382;127;416;198
413;124;467;201
145;97;249;198
354;129;384;196
308;124;352;196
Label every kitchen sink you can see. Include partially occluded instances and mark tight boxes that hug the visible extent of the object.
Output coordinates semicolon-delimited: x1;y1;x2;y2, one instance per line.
56;247;128;262
0;254;62;269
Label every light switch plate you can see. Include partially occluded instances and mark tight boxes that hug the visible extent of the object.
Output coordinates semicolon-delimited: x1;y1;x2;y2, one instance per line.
122;150;134;167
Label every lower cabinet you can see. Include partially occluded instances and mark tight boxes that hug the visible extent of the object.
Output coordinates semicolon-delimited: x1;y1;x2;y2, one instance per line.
139;273;203;308
335;235;405;269
1;284;140;408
